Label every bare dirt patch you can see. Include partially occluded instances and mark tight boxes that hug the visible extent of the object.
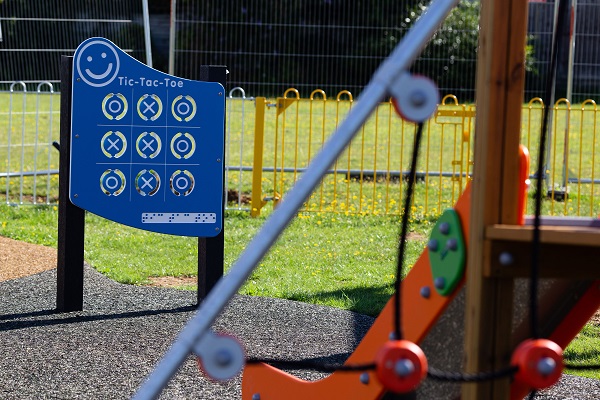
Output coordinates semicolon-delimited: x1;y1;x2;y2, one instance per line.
146;275;197;288
591;310;600;326
407;232;426;241
0;236;57;282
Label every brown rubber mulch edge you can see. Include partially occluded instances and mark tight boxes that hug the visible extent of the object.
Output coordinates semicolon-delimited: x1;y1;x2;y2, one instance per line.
0;236;57;282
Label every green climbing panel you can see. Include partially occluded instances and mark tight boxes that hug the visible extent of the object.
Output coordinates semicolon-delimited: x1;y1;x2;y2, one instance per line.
427;209;466;296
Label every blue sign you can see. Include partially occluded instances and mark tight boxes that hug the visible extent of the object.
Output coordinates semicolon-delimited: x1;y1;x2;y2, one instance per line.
69;37;225;237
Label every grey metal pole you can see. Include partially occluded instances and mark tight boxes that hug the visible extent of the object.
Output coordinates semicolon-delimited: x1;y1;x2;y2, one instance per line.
561;0;577;189
566;0;577;102
141;0;153;68
133;1;459;398
168;0;177;75
544;0;561;194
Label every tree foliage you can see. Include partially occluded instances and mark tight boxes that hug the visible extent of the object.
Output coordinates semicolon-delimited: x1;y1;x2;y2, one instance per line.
404;1;480;100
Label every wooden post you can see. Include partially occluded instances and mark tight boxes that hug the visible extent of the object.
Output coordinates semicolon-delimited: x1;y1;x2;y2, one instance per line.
197;65;227;304
57;56;86;312
462;0;530;398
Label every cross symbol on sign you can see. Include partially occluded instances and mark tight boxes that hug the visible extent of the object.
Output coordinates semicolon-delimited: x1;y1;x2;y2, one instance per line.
101;131;127;159
136;131;162;159
136;94;163;122
142;100;156;114
106;137;121;151
141;139;155;152
135;169;161;196
140;175;154;190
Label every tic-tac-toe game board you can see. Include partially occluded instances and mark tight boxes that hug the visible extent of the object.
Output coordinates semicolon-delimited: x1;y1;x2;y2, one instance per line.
69;37;225;237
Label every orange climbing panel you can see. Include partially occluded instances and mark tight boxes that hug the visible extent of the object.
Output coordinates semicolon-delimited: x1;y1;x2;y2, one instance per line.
241;185;472;400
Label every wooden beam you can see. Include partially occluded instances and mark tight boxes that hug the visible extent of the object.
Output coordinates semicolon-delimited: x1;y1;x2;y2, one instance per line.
487;224;600;246
463;0;530;398
488;240;600;279
486;224;600;279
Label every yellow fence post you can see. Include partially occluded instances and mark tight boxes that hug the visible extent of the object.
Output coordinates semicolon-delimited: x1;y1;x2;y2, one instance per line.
251;97;266;217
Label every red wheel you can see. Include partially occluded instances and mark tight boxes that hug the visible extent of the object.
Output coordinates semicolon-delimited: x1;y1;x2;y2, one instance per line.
511;339;563;389
375;340;428;393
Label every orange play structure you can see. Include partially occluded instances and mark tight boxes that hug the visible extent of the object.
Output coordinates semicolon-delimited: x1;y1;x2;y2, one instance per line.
242;186;472;399
241;0;600;399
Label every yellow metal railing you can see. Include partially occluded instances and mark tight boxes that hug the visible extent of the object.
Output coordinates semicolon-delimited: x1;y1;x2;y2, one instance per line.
248;90;600;218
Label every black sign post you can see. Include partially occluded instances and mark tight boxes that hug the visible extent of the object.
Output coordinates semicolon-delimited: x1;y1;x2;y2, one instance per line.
197;65;227;304
57;55;86;312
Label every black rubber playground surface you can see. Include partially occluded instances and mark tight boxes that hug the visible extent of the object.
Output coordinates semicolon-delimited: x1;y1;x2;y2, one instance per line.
1;264;599;399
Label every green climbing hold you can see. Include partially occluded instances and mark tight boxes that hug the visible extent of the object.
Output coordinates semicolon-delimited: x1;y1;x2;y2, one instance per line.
427;209;466;296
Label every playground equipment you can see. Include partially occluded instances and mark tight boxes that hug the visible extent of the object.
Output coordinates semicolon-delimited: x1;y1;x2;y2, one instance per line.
134;0;600;399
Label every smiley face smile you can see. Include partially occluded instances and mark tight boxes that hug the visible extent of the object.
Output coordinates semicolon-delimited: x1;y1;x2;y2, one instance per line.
85;53;114;79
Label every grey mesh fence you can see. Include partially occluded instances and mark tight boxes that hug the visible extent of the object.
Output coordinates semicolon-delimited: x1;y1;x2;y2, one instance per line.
225;87;255;212
4;0;600;206
526;0;600;103
170;1;413;98
0;0;149;92
1;81;60;205
572;0;600;101
170;0;600;103
0;0;151;205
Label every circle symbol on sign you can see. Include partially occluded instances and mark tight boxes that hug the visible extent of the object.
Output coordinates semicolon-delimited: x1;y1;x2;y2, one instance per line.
137;94;163;121
170;170;195;196
75;39;120;87
135;169;161;196
171;95;197;122
100;169;126;196
102;93;128;120
136;132;162;159
170;132;196;159
100;131;127;158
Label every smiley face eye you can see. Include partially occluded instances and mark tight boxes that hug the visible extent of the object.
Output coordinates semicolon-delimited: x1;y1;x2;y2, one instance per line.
102;52;107;58
87;56;92;62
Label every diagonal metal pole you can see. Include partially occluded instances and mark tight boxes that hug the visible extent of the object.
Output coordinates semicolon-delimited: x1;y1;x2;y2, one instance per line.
133;1;459;398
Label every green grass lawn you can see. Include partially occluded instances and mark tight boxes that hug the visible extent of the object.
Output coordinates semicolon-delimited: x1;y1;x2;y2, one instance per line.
0;203;431;316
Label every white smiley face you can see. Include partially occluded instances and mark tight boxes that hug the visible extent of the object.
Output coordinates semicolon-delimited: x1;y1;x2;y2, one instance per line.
75;39;120;87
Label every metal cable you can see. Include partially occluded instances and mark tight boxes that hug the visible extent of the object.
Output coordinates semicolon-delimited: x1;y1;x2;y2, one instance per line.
246;358;376;373
531;0;570;340
427;366;519;383
394;121;426;341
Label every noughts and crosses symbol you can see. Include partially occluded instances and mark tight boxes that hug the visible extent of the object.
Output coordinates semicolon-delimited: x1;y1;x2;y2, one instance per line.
171;95;197;122
136;131;162;159
102;93;128;120
100;131;127;158
170;132;196;159
137;94;163;121
100;169;126;196
135;169;161;196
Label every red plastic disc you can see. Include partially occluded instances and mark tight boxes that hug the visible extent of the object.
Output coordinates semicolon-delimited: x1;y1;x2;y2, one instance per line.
511;339;563;390
375;340;428;393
